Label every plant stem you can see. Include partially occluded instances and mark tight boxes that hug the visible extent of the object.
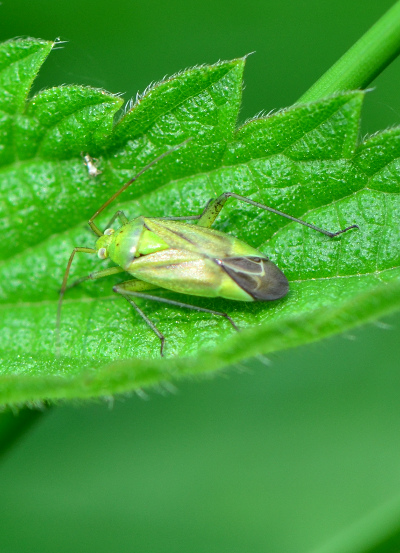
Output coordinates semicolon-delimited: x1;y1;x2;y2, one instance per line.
299;0;400;103
0;407;49;460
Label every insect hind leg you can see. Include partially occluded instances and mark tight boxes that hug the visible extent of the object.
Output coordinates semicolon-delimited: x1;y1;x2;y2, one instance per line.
197;192;358;237
113;280;239;357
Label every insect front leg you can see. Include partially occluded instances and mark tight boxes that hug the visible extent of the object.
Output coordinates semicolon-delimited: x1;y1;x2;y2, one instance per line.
197;192;358;237
104;210;129;231
114;280;239;357
57;246;98;354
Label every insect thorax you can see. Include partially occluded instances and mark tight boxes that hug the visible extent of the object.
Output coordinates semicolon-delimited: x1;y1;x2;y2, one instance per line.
99;219;170;270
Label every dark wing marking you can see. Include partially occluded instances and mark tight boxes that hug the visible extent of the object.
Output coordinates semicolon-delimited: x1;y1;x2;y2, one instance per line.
218;256;289;301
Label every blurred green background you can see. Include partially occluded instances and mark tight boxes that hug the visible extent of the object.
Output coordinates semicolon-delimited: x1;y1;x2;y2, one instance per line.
1;0;400;552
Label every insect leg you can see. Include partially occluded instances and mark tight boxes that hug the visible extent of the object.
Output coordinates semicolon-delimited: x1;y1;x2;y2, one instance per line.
104;210;129;231
197;192;358;237
57;246;97;354
113;280;166;356
196;198;224;228
67;266;125;290
114;280;239;356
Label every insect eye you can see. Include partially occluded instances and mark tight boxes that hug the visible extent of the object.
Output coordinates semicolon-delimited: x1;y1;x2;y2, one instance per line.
98;247;108;259
104;228;115;235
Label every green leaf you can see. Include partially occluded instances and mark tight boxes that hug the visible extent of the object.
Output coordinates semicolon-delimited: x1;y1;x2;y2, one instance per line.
0;38;399;405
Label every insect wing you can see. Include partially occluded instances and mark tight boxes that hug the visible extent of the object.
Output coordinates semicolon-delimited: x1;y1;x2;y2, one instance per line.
219;256;289;300
144;218;261;259
127;248;236;298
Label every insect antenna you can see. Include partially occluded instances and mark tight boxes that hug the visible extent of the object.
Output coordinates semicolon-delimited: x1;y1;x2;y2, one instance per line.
88;138;192;236
56;138;191;355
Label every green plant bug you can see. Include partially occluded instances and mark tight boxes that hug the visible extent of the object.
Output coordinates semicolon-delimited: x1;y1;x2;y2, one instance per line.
57;141;358;356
